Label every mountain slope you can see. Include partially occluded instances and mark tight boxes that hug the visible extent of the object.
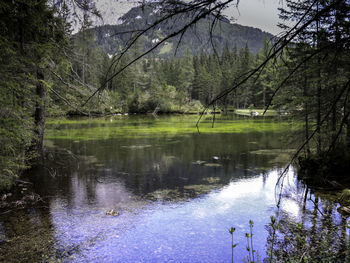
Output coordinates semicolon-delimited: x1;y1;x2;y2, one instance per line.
88;3;274;57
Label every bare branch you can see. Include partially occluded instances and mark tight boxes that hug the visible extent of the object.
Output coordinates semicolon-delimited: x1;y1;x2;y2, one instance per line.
83;0;236;106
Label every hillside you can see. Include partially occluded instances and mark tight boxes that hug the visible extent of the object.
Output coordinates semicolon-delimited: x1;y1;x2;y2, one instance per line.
86;2;274;57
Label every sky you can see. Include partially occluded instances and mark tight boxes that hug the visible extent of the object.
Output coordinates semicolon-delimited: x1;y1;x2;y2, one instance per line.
93;0;284;35
226;0;283;35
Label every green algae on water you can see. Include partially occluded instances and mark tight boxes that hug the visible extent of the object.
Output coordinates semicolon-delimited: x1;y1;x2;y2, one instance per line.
45;115;296;141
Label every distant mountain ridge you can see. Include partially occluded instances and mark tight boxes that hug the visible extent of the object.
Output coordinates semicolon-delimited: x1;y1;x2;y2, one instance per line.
87;2;274;57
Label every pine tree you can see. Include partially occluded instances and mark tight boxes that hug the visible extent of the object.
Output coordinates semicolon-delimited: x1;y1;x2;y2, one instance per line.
237;44;253;108
0;0;68;188
252;37;275;108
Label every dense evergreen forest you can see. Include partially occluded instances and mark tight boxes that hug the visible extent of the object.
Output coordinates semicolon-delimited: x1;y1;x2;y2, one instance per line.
70;34;275;114
1;0;350;199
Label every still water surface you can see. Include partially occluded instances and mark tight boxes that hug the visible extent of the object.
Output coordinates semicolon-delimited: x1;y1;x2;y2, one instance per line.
0;115;343;262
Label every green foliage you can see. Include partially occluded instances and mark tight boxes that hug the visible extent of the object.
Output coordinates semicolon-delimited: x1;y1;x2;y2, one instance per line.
228;227;237;263
251;37;276;108
229;221;261;263
277;0;350;156
0;0;69;190
271;0;350;187
266;209;350;262
66;20;281;117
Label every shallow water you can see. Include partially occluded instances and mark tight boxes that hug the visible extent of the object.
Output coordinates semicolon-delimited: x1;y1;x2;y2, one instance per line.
0;115;346;262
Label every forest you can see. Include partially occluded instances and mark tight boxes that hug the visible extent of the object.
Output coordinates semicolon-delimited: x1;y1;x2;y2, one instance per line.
1;0;349;189
0;0;350;262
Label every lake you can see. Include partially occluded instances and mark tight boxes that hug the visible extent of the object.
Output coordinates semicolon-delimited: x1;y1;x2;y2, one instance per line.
0;115;346;262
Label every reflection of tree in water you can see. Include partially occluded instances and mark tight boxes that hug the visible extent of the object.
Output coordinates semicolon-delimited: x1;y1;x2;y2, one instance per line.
39;131;284;202
266;193;349;262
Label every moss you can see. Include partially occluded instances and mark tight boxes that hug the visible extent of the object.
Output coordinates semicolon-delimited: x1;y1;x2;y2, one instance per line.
249;149;296;166
203;163;222;167
121;145;152;149
202;177;221;184
144;184;221;201
183;184;217;192
250;149;295;155
144;188;182;201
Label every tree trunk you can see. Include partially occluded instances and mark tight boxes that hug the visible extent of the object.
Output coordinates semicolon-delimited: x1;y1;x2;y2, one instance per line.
346;104;350;148
304;75;311;156
262;87;266;108
33;66;46;156
82;54;86;84
316;4;322;154
331;6;340;142
316;83;322;153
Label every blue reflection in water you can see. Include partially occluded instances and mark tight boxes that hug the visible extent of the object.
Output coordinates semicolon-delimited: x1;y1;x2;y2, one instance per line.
50;170;298;262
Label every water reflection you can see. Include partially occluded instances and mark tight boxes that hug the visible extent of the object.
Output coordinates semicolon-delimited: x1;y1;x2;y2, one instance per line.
49;169;283;262
37;116;289;262
267;185;350;262
0;116;348;262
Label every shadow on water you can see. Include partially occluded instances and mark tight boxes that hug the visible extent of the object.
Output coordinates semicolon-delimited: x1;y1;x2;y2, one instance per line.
0;115;348;262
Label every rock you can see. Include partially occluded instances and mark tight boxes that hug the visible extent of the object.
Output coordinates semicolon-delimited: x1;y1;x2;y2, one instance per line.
106;209;119;216
212;156;219;160
337;206;350;216
192;160;206;165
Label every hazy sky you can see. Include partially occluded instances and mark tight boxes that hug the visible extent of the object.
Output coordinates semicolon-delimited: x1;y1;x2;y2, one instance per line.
226;0;283;35
94;0;283;35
